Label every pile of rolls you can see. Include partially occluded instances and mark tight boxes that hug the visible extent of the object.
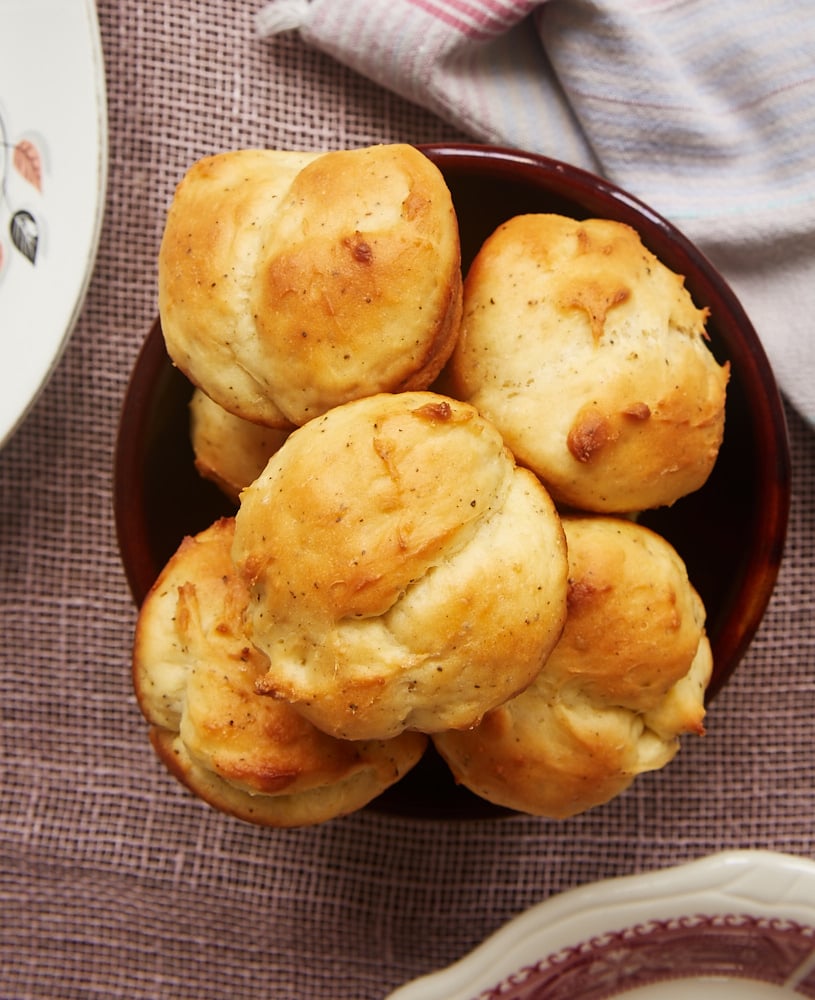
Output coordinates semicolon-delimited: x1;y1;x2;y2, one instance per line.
132;143;729;826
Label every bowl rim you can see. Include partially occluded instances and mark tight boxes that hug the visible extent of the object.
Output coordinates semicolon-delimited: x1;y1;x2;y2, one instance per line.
115;141;791;709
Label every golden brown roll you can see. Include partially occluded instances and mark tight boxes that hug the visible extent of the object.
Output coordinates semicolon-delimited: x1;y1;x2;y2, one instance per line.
232;390;569;742
448;214;729;512
132;517;427;827
433;515;712;818
189;387;289;504
159;144;463;428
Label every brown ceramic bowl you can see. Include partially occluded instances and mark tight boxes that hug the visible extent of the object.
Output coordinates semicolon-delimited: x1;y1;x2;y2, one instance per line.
115;143;791;819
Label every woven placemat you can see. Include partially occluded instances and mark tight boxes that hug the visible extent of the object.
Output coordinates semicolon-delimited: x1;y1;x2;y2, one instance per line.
1;3;813;997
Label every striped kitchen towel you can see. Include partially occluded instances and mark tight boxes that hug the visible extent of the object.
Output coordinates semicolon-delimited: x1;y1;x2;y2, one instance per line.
255;0;815;423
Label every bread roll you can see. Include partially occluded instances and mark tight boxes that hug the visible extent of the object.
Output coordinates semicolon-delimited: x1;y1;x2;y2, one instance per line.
189;387;289;504
448;214;729;512
433;515;712;818
132;518;427;826
232;391;569;741
159;144;463;428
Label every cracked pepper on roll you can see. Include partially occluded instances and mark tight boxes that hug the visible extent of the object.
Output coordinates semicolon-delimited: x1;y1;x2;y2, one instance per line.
232;390;569;742
132;517;427;827
433;515;713;819
448;214;729;513
158;143;463;429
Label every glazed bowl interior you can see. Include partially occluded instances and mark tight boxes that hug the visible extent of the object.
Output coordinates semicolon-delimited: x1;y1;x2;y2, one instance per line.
115;143;791;819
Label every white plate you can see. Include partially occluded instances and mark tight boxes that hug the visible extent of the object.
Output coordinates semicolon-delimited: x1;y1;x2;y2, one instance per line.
387;850;815;999
0;0;107;448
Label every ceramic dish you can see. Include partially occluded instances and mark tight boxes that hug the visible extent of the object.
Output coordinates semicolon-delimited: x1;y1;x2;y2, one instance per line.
0;0;107;449
387;850;815;999
114;144;791;819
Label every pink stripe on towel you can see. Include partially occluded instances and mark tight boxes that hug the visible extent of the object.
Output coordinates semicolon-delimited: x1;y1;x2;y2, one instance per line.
404;0;536;40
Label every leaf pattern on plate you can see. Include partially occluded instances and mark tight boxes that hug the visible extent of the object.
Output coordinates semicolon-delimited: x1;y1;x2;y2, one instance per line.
10;209;38;264
13;139;43;191
1;115;46;270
